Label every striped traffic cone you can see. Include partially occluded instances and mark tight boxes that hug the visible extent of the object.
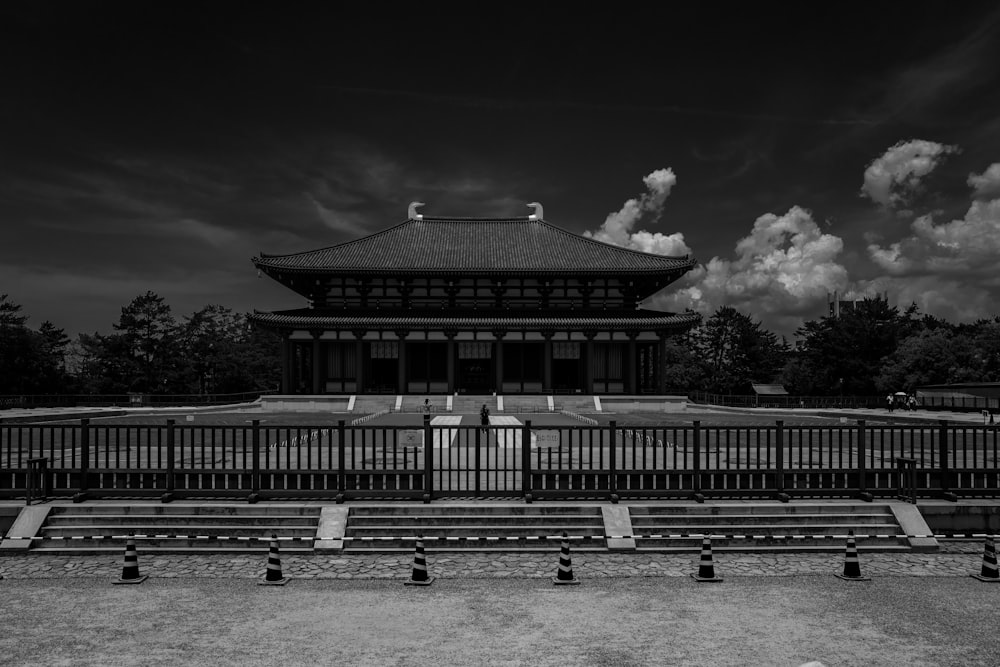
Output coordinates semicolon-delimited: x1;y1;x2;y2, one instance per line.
971;534;999;582
258;534;289;586
552;531;580;585
113;535;147;584
835;530;870;581
405;534;434;586
691;536;723;582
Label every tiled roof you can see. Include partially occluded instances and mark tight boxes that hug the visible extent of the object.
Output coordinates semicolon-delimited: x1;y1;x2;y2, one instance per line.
250;308;700;331
253;216;695;274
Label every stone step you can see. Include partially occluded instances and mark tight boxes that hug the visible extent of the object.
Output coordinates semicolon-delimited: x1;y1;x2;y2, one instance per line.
634;537;908;551
45;514;318;526
346;525;605;538
348;505;602;516
627;504;895;516
348;515;605;527
629;513;895;526
47;505;321;517
343;539;606;552
29;542;313;554
40;525;317;537
618;523;902;535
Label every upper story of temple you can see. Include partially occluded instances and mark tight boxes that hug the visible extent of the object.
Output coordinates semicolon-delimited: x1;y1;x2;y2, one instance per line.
252;203;697;313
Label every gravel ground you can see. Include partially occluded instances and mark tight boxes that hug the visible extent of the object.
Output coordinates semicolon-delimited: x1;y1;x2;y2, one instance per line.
1;577;998;666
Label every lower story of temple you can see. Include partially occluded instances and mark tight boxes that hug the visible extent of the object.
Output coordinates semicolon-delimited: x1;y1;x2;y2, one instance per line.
279;335;668;395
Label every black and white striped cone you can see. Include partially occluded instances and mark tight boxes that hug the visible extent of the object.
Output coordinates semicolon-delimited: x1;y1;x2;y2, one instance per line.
691;536;723;582
405;534;434;586
971;534;999;582
113;535;147;584
835;530;870;581
552;531;580;585
258;534;289;586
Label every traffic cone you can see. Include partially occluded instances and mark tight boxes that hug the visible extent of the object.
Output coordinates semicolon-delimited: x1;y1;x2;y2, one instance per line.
835;530;870;581
258;534;289;586
971;534;999;582
113;535;147;584
552;531;580;585
691;536;723;582
405;534;434;586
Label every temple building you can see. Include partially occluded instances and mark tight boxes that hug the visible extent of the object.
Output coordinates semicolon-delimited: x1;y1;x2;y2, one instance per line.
251;203;698;395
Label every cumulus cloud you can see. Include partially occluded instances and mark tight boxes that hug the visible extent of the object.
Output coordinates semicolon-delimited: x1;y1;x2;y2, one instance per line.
860;139;959;208
655;206;849;331
868;197;1000;278
584;168;691;256
968;163;1000;200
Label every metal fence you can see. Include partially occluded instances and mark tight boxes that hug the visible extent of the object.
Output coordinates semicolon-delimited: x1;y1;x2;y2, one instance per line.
2;417;998;502
690;392;1000;413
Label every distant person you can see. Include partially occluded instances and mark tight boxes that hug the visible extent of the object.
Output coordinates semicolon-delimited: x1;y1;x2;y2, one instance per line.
907;395;917;411
886;394;894;413
480;403;490;432
423;398;431;415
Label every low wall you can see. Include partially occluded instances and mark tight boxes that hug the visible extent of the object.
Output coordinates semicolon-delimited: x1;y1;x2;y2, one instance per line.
919;502;1000;533
260;395;351;412
599;396;687;413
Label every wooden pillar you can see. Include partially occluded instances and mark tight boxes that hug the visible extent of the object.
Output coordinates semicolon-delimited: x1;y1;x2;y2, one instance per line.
311;334;322;394
446;337;456;393
543;335;553;393
355;339;365;393
656;336;667;394
495;337;504;394
584;337;595;394
281;336;292;394
397;338;407;394
626;337;637;395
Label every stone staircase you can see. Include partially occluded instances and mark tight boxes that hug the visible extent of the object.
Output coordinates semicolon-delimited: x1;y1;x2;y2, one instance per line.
342;504;607;552
452;395;495;414
628;503;914;552
27;504;321;554
502;396;551;413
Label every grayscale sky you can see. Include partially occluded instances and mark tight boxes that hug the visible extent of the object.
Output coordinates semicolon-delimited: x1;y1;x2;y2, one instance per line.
3;2;1000;338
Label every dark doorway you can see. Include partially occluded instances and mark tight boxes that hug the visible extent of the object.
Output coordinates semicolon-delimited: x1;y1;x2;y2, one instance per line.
457;341;493;393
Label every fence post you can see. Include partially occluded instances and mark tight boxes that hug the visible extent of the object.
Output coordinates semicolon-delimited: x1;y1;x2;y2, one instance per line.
474;424;481;498
522;419;533;503
691;420;704;503
423;413;432;503
336;419;346;504
73;418;89;503
161;419;176;503
608;420;619;503
938;419;957;502
856;419;873;501
775;420;789;502
248;419;261;504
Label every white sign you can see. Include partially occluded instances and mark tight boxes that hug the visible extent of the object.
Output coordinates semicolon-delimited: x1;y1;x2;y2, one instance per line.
398;430;424;447
533;431;560;449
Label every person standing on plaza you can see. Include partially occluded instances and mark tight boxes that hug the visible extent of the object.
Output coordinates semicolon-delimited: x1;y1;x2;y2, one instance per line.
423;398;431;415
886;393;894;413
480;403;490;433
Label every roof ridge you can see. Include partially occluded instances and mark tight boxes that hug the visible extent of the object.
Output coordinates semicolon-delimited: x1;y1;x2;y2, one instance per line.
256;218;415;260
534;218;691;262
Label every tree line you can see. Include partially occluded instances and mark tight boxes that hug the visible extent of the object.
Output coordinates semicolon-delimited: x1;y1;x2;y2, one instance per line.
663;300;1000;396
2;292;998;397
0;292;280;395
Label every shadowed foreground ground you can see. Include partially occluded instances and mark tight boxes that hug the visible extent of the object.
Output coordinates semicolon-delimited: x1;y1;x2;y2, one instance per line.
2;576;998;666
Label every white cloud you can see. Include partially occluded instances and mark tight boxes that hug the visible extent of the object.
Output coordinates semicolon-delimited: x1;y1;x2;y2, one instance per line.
860;139;959;208
968;163;1000;200
868;199;1000;278
655;206;849;331
584;168;691;256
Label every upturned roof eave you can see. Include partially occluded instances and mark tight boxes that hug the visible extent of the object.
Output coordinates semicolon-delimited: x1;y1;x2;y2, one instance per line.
252;259;698;276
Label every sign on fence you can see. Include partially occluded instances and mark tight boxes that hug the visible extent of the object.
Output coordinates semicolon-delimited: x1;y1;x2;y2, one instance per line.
398;430;424;447
533;431;559;448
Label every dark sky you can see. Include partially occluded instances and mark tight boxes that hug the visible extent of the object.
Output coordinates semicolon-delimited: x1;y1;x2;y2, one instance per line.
3;2;1000;338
